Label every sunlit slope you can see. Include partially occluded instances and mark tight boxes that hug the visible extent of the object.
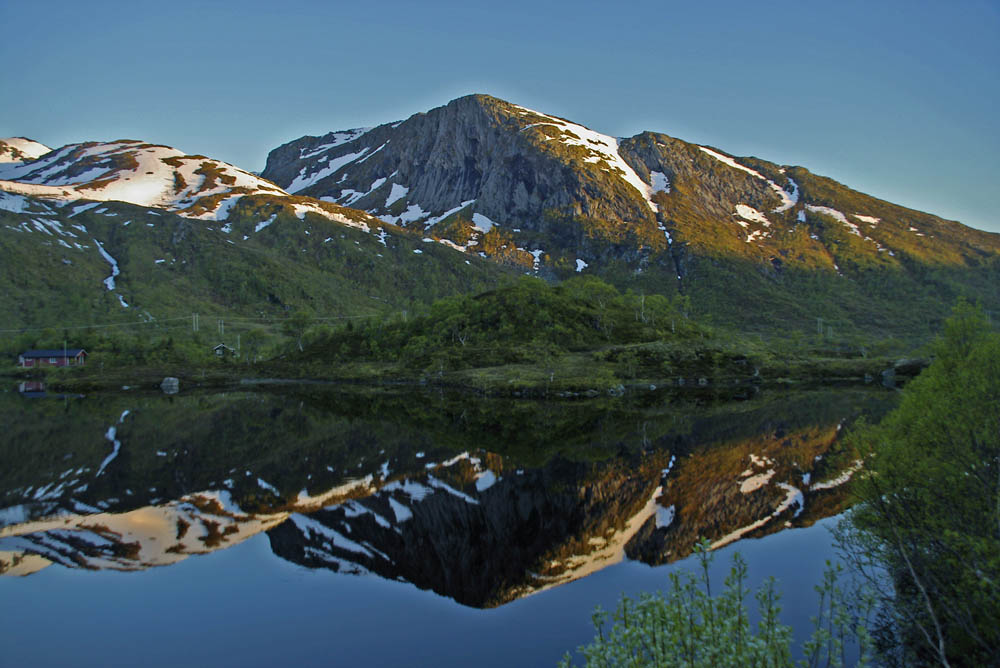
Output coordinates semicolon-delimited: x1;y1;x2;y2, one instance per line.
264;94;1000;340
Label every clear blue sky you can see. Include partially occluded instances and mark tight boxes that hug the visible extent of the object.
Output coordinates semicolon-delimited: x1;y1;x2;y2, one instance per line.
2;0;997;233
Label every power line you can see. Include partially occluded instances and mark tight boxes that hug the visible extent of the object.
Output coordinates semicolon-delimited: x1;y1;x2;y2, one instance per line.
1;311;390;336
0;315;192;333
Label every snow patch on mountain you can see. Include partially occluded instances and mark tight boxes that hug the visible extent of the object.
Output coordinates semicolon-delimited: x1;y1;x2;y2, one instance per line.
474;470;498;492
806;205;862;237
698;147;797;212
379;199;476;229
531;485;664;595
288;148;370;193
384;183;409;207
0;192;32;213
95;410;130;476
432;200;476;226
471;212;496;233
711;481;804;550
514;104;659;213
381;203;429;226
0;137;51;164
340;176;388;206
356;141;388;164
0;141;287;220
649;170;670;194
190;194;244;221
254;214;276;233
852;214;880;225
0;492;287;572
289;202;374;234
93;239;128;307
781;178;800;212
298;128;371;160
735;204;770;226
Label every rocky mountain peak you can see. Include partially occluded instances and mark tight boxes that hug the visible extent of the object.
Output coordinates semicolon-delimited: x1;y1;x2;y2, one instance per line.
256;94;999;335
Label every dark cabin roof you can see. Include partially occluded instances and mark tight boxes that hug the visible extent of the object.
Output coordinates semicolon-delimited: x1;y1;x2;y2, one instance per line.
20;349;87;358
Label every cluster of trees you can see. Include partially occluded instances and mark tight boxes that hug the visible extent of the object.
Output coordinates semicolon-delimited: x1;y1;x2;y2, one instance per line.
304;276;703;370
563;543;875;667
563;302;999;666
839;301;999;666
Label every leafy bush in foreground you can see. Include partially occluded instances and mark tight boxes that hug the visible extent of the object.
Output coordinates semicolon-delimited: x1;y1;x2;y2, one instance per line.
561;539;874;667
839;302;1000;666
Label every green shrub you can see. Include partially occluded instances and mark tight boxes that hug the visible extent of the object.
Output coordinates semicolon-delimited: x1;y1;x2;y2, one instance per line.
561;539;874;667
838;301;1000;665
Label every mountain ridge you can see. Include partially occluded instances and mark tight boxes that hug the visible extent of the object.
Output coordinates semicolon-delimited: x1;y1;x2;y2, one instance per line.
1;95;998;342
262;94;999;264
259;94;1000;338
0;137;51;164
0;134;515;331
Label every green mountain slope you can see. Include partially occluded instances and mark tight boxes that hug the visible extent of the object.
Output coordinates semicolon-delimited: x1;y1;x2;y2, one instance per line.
0;192;513;334
264;94;1000;341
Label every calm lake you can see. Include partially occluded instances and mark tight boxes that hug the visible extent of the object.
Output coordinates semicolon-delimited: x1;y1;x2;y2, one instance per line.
0;383;895;666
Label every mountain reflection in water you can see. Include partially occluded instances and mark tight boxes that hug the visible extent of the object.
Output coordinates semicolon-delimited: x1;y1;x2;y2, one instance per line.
0;385;894;608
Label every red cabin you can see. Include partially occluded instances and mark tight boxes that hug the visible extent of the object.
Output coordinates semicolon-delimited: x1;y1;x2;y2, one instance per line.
17;349;87;368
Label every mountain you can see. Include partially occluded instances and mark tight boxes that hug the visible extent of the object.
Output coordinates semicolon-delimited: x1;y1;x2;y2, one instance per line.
3;94;998;344
0;139;514;329
0;138;346;220
0;138;51;164
263;95;1000;340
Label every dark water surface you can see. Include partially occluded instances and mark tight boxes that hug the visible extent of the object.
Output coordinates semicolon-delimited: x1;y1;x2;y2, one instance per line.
0;384;894;666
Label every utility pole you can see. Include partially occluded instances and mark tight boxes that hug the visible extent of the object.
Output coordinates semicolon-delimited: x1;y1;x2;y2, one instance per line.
218;319;224;337
192;313;199;332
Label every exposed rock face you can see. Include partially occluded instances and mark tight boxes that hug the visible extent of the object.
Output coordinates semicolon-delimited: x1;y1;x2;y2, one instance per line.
263;94;1000;339
263;96;669;260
